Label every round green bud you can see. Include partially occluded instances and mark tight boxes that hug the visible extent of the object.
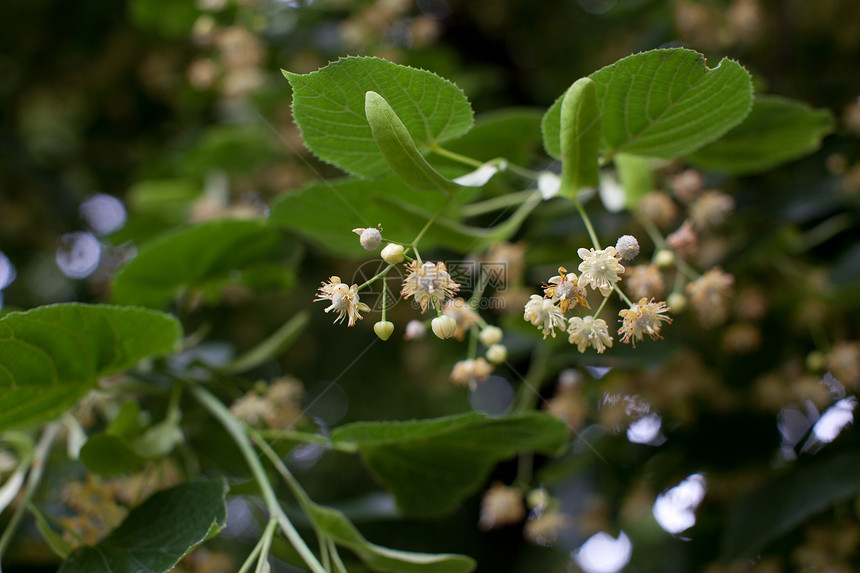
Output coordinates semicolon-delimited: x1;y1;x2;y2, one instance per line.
654;248;675;268
667;292;687;312
431;315;457;340
373;320;395;341
486;344;508;364
380;243;405;265
479;326;503;347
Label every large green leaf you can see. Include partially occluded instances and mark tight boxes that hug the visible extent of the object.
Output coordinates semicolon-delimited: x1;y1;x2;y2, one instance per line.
0;304;181;432
286;56;474;179
685;95;834;174
269;177;482;258
112;219;295;307
59;478;228;573
722;450;860;562
331;412;568;516
307;503;475;573
543;48;753;160
440;108;544;168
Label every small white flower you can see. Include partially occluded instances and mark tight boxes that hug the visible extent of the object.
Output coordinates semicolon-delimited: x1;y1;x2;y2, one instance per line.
618;298;672;346
577;247;625;296
479;326;504;347
567;316;613;354
524;294;566;339
401;261;460;313
314;276;371;327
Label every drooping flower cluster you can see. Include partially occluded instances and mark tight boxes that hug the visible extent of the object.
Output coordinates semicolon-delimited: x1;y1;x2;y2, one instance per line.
524;294;567;339
567;316;614;354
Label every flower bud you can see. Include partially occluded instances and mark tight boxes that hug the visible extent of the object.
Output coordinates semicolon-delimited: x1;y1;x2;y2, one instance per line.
615;235;640;260
431;315;457;340
667;292;687;312
654;248;675;268
478;326;503;347
380;242;405;264
403;319;426;340
373;320;394;341
486;344;508;364
353;226;383;251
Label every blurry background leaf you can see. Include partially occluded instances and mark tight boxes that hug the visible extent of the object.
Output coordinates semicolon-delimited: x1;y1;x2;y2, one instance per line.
59;478;228;573
331;412;569;516
0;304;181;431
722;450;860;562
112;219;296;307
685;95;834;174
286;56;474;179
614;153;655;208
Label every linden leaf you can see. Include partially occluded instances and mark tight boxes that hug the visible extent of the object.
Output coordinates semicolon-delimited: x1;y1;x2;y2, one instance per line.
286;56;474;178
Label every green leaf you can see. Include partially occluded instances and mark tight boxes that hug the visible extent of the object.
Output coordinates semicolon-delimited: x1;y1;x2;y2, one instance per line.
112;219;294;308
332;412;569;516
543;48;753;160
559;78;602;196
0;304;182;432
286;56;474;178
59;478;228;573
269;177;480;258
79;434;144;476
365;91;463;194
614;153;655;208
308;503;475;573
722;450;860;562
686;95;834;174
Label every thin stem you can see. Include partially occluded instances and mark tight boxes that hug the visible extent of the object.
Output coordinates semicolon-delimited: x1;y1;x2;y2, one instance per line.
328;538;349;573
411;196;453;250
572;198;601;249
190;385;327;573
255;429;357;453
381;275;388;322
0;423;61;567
460;190;535;217
427;143;484;168
357;264;393;290
613;284;635;307
593;294;611;319
237;518;276;573
254;518;277;573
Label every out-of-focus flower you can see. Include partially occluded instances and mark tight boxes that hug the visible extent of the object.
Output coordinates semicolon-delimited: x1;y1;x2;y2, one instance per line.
637;191;678;227
690;190;735;228
450;358;494;388
479;482;526;530
442;297;480;340
667;220;698;258
826;341;860;389
686;268;734;326
626;264;665;300
670;169;705;202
